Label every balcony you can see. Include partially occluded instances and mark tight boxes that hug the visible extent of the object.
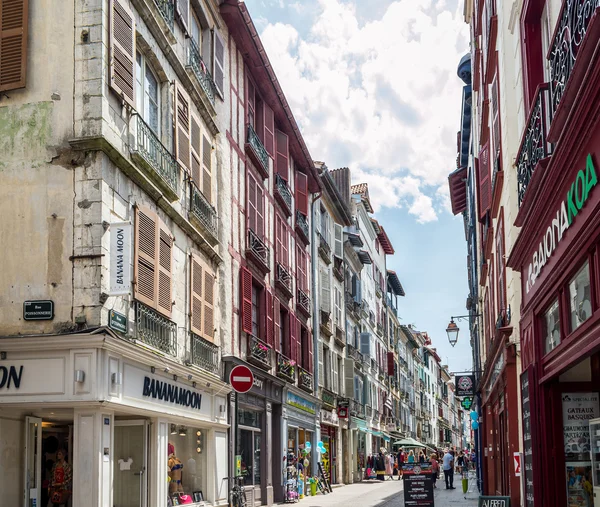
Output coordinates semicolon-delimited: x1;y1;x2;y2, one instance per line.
350;399;365;418
516;84;553;209
295;210;310;244
131;114;179;202
298;367;313;393
275;262;293;299
247;334;272;370
334;325;346;349
297;288;311;317
246;229;270;273
188;39;216;106
333;257;344;282
376;323;383;337
321;388;336;408
347;344;363;365
189;332;220;376
317;232;332;264
190;183;218;245
320;310;333;337
375;283;383;299
276;352;296;383
275;174;293;215
135;302;177;355
246;124;269;178
152;0;174;31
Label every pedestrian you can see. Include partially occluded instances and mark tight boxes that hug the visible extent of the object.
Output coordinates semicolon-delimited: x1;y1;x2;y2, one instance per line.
407;450;415;463
397;448;404;480
457;451;465;475
419;451;425;464
375;451;386;481
442;449;455;489
430;453;440;489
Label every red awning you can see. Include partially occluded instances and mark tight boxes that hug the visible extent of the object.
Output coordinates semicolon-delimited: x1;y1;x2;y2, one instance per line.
448;166;468;215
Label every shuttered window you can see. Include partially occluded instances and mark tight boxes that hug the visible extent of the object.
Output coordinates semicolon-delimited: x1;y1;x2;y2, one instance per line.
191;112;202;189
334;286;342;326
109;0;135;106
134;206;173;318
0;0;28;92
320;268;331;314
334;224;343;259
248;172;264;238
307;328;314;373
202;134;212;203
496;210;507;315
190;253;215;341
289;313;298;363
213;30;224;97
318;342;324;387
491;72;500;162
275;129;289;180
175;81;191;172
273;296;281;352
296;246;307;293
263;103;275;157
295;172;308;215
276;214;288;267
266;288;274;347
477;143;491;219
240;267;253;334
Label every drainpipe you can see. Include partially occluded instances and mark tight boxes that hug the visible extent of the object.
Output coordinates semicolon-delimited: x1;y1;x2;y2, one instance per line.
310;192;321;474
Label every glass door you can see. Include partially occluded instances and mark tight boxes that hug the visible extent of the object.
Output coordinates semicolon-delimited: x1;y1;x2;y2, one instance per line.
114;421;148;507
24;416;42;507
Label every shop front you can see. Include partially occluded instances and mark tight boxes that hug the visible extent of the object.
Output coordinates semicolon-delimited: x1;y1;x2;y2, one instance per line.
319;408;340;485
223;358;284;507
350;416;368;482
0;332;230;507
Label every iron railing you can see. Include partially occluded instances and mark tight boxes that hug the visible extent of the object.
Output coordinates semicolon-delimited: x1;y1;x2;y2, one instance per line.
516;84;553;207
247;124;269;174
365;405;373;418
153;0;174;30
136;302;177;355
548;0;600;115
189;39;216;105
276;352;296;383
318;232;332;263
275;173;293;212
248;334;272;369
350;399;365;417
347;344;363;364
132;114;179;197
276;262;293;294
297;288;310;315
298;367;313;393
190;183;218;241
295;210;309;240
247;229;270;269
189;332;220;375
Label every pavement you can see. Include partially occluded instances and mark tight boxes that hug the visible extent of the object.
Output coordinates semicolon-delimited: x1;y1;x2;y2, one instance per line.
286;475;480;507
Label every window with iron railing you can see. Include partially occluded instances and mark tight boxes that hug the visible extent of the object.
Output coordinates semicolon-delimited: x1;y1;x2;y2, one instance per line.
136;302;177;355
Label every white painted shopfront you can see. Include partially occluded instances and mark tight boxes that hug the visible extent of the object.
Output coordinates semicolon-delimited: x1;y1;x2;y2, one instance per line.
0;331;229;507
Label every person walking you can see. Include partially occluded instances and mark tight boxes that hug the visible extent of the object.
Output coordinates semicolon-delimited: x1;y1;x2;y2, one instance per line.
375;452;386;481
456;451;465;475
397;448;405;480
407;450;415;463
430;453;440;489
442;450;455;489
419;451;425;464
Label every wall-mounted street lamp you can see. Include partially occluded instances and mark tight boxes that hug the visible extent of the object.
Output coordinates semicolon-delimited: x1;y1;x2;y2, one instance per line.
446;314;482;347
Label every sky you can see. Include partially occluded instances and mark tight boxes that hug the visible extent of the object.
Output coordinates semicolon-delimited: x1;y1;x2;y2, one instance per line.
245;0;473;372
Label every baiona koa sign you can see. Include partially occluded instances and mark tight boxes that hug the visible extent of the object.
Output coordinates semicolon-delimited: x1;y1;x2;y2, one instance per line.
142;376;202;410
526;154;597;293
478;497;510;507
0;366;24;390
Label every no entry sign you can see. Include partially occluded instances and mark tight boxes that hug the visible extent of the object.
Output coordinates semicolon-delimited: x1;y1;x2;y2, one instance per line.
229;365;254;393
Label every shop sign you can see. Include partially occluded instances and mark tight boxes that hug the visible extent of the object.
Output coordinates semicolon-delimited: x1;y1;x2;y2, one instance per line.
142;376;202;410
526;154;597;294
23;300;54;321
562;392;599;456
287;392;316;415
109;222;132;295
108;309;127;334
455;374;475;397
513;452;521;476
478;497;510;507
520;370;534;507
461;396;473;409
320;409;339;426
0;365;23;389
0;358;65;396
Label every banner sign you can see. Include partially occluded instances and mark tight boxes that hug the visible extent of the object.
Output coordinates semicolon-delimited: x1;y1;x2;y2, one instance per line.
402;463;434;506
109;222;132;295
455;374;475;397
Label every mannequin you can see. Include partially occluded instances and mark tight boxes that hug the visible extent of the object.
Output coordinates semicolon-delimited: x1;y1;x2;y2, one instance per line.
168;443;184;494
48;449;72;507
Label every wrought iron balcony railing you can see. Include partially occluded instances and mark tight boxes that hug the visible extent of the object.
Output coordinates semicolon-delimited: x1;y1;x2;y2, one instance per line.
295;210;310;242
135;302;177;355
365;405;373;418
132;114;179;201
247;229;270;271
276;352;296;383
190;183;218;244
516;84;553;207
275;173;293;213
318;232;332;264
298;366;313;393
153;0;174;30
247;334;272;370
246;123;269;176
350;399;365;417
297;288;310;316
347;344;363;364
189;331;220;376
276;262;293;297
188;39;216;105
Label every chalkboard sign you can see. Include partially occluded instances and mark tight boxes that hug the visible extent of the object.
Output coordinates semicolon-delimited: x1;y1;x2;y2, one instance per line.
402;463;434;507
521;369;534;506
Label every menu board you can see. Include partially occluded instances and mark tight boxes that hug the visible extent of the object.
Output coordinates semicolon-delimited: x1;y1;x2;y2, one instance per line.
521;369;534;506
402;463;434;507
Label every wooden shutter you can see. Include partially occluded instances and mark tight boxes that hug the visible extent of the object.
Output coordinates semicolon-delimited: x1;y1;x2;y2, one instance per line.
176;0;188;31
273;296;281;352
0;0;28;91
289;313;298;363
157;221;173;317
295;171;308;215
296;246;306;292
190;113;202;189
477;143;491;219
202;263;215;341
387;351;394;375
202;135;212;203
247;78;255;125
332;355;339;394
266;288;274;347
213;30;224;96
240;267;253;334
496;212;506;313
491;72;500;159
275;129;289;180
307;330;314;373
174;81;191;172
275;215;282;265
248;172;257;234
190;254;203;336
318;342;324;387
334;224;343;259
276;215;288;267
263;103;275;157
256;178;264;238
134;206;157;308
321;269;331;313
109;0;135;106
344;358;354;396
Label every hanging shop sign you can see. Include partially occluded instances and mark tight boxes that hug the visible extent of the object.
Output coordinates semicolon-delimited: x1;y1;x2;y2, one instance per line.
461;396;473;410
526;154;597;294
108;309;127;334
478;497;510;507
109;222;132;295
23;300;54;321
562;392;599;457
337;398;349;419
455;374;475;397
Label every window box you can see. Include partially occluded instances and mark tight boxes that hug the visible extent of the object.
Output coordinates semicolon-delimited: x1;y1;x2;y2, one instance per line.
275;262;294;299
297;288;311;317
247;334;272;370
318;232;332;264
276;352;296;383
188;331;220;376
295;210;310;244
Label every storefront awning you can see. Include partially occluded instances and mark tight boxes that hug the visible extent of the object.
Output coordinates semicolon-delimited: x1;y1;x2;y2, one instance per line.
382;434;391;442
370;430;383;437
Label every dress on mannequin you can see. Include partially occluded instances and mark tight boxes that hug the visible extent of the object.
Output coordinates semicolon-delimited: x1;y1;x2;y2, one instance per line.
48;450;72;507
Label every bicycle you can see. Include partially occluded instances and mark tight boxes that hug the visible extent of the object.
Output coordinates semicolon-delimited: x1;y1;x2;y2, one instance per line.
223;475;247;507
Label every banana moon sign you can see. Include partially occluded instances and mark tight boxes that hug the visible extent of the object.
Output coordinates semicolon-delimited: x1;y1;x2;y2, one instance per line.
455;375;475;397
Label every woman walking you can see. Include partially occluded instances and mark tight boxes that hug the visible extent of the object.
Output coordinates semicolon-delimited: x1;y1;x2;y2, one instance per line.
430;453;440;489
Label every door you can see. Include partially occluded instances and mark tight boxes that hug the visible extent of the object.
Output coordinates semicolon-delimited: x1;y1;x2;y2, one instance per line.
24;416;42;507
114;421;148;507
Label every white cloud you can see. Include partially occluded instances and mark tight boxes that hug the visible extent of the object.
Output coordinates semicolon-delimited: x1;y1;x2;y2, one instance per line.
258;0;469;223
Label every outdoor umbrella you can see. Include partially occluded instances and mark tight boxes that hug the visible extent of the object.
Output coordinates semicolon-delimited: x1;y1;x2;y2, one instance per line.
392;437;427;448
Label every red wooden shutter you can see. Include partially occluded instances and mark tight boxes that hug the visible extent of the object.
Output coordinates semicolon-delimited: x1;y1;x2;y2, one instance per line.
296;246;305;292
282;221;289;268
190;254;203;336
134;206;157;308
247;78;256;126
266;288;274;347
241;267;253;334
275;129;289;180
157;220;173;318
0;0;28;92
289;313;298;363
109;0;135;106
276;215;288;266
489;252;495;332
190;113;202;189
203;263;215;341
387;352;394;375
263;103;275;157
248;172;257;234
478;143;491;219
295;171;308;215
175;81;191;172
496;212;506;313
273;297;281;352
491;72;500;159
307;329;314;373
256;179;264;238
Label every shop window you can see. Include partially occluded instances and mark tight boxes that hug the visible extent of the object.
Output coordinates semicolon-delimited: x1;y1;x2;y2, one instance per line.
237;409;262;487
568;261;592;332
168;426;206;503
542;299;561;354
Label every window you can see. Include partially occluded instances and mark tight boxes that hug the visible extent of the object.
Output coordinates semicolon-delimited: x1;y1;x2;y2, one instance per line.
568;262;592;332
279;307;287;354
136;52;160;134
248;173;265;238
276;215;289;267
251;284;260;337
190;11;202;53
324;347;331;389
543;299;560;354
237;410;261;487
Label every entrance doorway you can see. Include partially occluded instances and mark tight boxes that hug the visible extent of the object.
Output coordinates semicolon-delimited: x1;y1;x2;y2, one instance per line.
114;421;148;507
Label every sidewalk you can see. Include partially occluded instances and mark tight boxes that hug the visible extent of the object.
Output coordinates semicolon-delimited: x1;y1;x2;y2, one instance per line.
285;476;480;507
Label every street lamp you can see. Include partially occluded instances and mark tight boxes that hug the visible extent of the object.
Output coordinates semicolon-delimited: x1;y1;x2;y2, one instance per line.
446;314;482;347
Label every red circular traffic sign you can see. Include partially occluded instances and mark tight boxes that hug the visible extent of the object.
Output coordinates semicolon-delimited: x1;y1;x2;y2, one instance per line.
229;365;254;394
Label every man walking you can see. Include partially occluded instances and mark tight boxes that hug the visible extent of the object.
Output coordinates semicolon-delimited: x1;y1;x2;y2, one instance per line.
442;450;455;489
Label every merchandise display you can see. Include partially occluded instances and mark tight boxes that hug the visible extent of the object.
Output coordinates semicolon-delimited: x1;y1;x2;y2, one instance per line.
167;426;206;506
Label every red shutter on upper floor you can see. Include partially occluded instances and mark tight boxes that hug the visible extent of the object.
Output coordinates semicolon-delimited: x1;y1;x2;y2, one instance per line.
276;214;289;267
275;129;289;180
256;180;264;238
307;329;314;373
477;143;491;219
273;296;281;353
263;104;275;158
387;352;394;375
248;172;257;234
247;77;256;125
295;171;308;215
296;246;306;292
289;313;298;363
266;288;274;347
241;267;253;334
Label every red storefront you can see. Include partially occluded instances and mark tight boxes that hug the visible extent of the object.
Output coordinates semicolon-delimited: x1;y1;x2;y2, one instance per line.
509;5;600;505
